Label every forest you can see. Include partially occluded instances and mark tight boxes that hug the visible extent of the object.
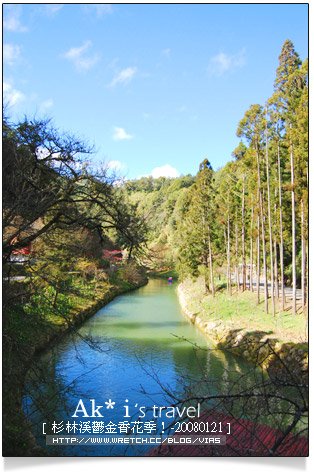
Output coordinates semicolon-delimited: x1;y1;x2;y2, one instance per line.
124;39;308;317
2;39;308;456
3;39;308;326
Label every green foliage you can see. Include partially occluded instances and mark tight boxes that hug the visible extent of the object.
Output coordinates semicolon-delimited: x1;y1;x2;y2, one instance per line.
2;39;308;455
173;40;308;310
118;262;145;286
121;174;196;267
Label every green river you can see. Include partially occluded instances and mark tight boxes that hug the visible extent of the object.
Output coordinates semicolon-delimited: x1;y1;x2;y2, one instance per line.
23;279;286;456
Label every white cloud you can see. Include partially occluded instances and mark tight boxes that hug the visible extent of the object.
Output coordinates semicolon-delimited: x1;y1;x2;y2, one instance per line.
212;53;230;72
39;99;54;112
107;160;124;170
108;67;137;87
113;127;133;141
63;41;99;72
109;57;119;69
151;164;179;179
36;146;50;160
3;44;21;65
161;48;171;57
137;164;179;179
42;99;53;108
3;82;25;107
3;5;28;32
45;4;64;16
208;48;246;76
178;105;186;112
87;4;112;18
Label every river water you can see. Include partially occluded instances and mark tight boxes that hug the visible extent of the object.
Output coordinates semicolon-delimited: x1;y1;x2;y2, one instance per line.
23;279;262;456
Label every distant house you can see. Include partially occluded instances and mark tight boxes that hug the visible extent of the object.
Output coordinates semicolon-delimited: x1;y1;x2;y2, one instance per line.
238;263;256;275
102;249;123;266
10;236;32;263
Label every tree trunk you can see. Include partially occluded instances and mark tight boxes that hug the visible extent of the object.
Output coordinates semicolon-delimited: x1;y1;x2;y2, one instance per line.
261;188;268;313
242;175;246;291
250;196;254;292
256;144;268;313
290;127;296;315
203;215;210;293
301;199;306;311
208;223;215;297
274;186;279;301
235;216;239;293
128;244;134;262
274;237;278;302
265;108;275;316
277;136;285;311
52;287;59;308
256;211;260;305
223;225;229;294
227;195;231;296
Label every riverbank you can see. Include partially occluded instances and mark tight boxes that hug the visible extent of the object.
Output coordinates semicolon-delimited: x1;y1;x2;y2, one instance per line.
146;269;179;280
2;273;148;457
177;277;308;383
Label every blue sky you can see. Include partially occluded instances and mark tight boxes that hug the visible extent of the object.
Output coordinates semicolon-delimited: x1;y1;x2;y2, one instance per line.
3;3;308;179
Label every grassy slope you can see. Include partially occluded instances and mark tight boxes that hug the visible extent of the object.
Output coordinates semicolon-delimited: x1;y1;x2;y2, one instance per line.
180;276;307;344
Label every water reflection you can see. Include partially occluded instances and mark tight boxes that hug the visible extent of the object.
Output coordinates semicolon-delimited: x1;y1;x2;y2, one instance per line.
23;279;296;456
